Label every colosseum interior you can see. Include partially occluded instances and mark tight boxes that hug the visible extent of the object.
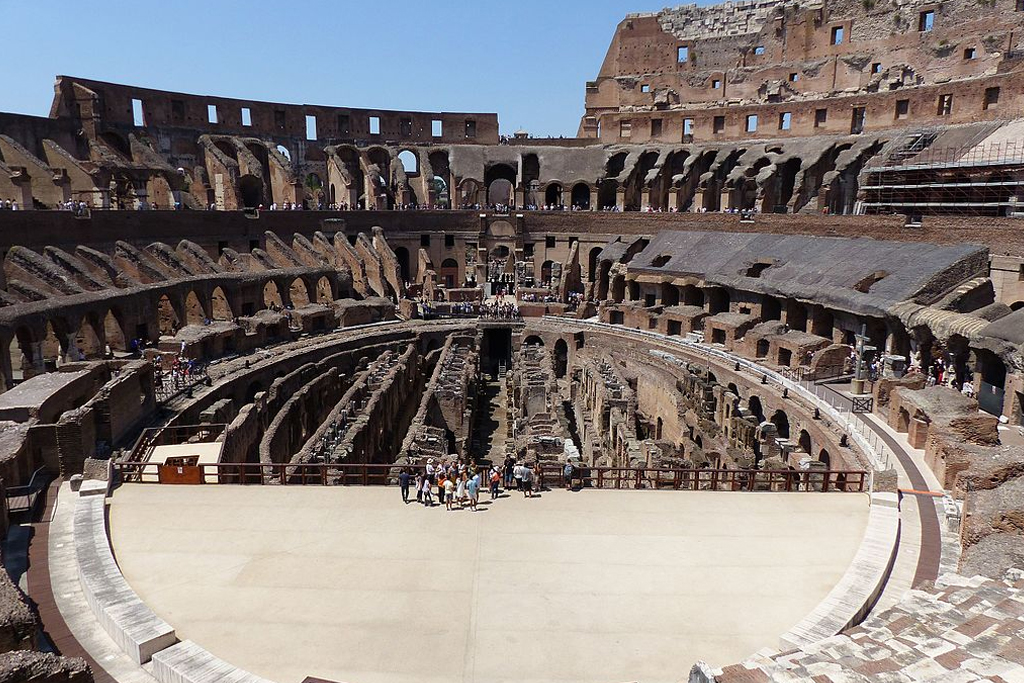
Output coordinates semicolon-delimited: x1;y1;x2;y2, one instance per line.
2;1;1024;682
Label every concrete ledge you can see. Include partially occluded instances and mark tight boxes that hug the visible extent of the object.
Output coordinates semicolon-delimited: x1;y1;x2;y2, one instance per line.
151;640;276;683
73;492;177;664
778;492;901;650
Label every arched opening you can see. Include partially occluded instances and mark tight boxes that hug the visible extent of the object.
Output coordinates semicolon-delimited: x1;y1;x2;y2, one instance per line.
317;277;334;303
397;150;418;175
484;164;517;208
304;174;325;207
157;295;180;336
540;260;554;287
798;429;812;455
571;183;591;209
439;258;459;289
706;288;730;314
748;396;765;423
770;410;790;439
756;339;770;358
76;314;105;360
211;287;232;320
9;328;33;383
598;179;619;210
184;291;206;326
545;183;563;208
811;307;834;339
554;339;568;379
104;310;127;352
656;417;664;440
238;175;263;208
611;275;626;303
42;321;62;369
276;145;291;161
394;247;411;282
681;285;704;307
588;248;603;282
523;335;545;347
762;296;782;321
290;279;311;307
661;283;679;306
263;281;283;309
818;449;831;467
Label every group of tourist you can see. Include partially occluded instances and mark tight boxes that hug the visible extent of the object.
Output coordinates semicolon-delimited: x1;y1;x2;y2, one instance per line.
520;292;560;303
480;300;520;320
1;199;20;211
397;455;543;511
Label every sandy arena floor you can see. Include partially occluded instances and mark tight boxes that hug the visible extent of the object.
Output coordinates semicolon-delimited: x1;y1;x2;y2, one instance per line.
108;485;870;683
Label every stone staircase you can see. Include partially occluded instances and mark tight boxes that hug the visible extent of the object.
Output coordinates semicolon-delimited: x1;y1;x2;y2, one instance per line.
718;573;1024;682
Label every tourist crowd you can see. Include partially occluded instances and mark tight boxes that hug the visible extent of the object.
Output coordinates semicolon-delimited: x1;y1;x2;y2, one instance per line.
1;199;20;211
397;455;544;510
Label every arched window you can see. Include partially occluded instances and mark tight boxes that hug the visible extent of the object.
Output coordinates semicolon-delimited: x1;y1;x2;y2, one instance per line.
398;150;418;175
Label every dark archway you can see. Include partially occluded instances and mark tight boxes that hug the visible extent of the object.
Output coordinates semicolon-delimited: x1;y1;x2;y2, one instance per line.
439;258;459;289
545;183;563;208
523;335;544;347
748;396;765;423
263;281;283;309
238;175;263;208
554;338;568;379
588;247;603;282
798;429;812;455
771;410;791;439
395;247;411;282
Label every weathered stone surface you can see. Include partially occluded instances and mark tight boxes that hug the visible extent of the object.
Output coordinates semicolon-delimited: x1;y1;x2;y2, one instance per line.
0;651;92;683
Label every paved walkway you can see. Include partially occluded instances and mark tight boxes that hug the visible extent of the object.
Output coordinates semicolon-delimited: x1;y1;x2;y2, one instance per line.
109;485;870;683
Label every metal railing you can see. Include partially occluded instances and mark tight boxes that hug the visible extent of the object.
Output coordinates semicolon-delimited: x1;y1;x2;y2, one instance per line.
113;460;866;492
6;467;49;514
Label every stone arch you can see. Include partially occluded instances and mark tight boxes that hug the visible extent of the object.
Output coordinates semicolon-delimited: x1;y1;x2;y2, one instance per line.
798;429;812;455
770;409;791;439
748;395;765;422
818;449;831;467
42;321;63;369
397;150;419;175
598;179;618;210
238;175;264;208
523;335;545;347
485;164;517;207
185;290;206;326
10;326;36;382
289;278;311;307
439;258;459;289
211;286;233;320
75;313;106;360
588;247;603;282
554;338;569;379
706;287;730;314
681;285;704;307
394;247;411;282
104;309;128;352
540;260;554;286
316;276;335;304
157;294;181;336
570;182;591;210
545;183;563;207
263;281;283;309
611;275;626;303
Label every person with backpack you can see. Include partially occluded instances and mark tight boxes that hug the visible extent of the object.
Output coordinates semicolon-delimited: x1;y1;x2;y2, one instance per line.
399;468;411;504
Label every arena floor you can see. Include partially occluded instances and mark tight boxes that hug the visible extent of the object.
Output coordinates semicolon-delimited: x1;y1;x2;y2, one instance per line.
108;485;870;683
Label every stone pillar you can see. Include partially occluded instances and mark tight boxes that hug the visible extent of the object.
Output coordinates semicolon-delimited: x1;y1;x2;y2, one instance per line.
616;188;626;211
666;192;678;212
30;341;44;375
719;189;730;211
693;189;705;211
641;189;651;211
64;333;81;363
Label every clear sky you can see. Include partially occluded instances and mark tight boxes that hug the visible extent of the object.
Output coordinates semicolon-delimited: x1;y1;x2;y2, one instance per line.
2;0;695;138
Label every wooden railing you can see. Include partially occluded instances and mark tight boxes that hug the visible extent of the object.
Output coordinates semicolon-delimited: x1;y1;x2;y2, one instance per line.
114;460;866;492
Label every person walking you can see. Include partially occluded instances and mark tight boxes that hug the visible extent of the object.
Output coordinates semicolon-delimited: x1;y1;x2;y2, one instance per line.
503;456;516;489
415;472;423;504
564;462;574;491
466;474;480;511
513;462;525;492
399;468;411;504
522;464;534;498
436;472;446;507
455;473;467;508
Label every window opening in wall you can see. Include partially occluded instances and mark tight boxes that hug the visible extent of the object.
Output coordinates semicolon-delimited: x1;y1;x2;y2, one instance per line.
919;10;934;32
712;79;722;89
369;116;381;135
964;47;976;60
546;236;556;249
400;117;412;136
338;114;350;134
420;234;431;247
831;26;844;45
851;107;866;134
171;99;185;123
641;84;651;93
895;99;909;119
465;120;477;138
276;145;291;161
651;118;663;137
789;72;799;82
431;119;443;137
984;87;1000;110
779;112;791;130
620;120;632;138
938;93;953;116
814;108;828;127
274;110;286;130
207;104;218;124
241;108;252;126
131;98;145;127
754;45;765;55
683;118;694;142
524;243;535;258
678;45;689;62
713;116;726;134
746;114;758;133
305;115;317;140
871;63;882;74
444;234;455;248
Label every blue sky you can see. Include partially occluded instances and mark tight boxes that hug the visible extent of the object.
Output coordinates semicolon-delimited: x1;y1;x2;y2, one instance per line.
2;0;691;137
